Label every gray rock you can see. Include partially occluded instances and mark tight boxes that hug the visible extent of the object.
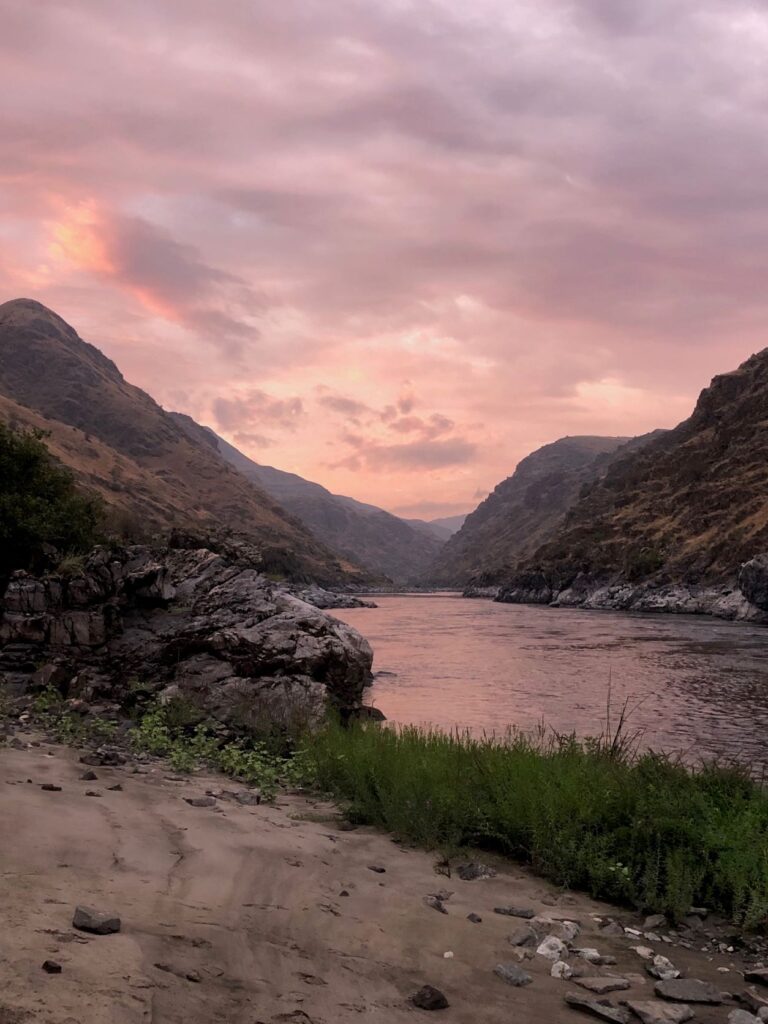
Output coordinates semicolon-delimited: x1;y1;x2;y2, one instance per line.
494;905;535;919
564;993;630;1023
234;791;261;806
643;915;667;931
746;970;768;988
625;1000;694;1023
601;921;626;938
42;960;62;974
467;913;482;924
73;905;121;935
576;978;631;995
654;979;722;1004
80;770;98;781
40;783;62;792
493;962;533;987
508;925;538;947
184;796;216;808
457;862;497;881
423;896;448;915
739;555;768;610
368;865;386;873
729;1012;761;1024
85;790;102;797
537;935;569;961
411;985;449;1010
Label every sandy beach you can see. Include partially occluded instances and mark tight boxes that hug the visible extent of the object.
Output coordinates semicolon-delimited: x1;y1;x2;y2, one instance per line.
0;736;758;1023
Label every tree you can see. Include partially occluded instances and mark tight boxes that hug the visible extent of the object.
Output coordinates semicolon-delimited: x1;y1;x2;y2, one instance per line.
0;423;102;578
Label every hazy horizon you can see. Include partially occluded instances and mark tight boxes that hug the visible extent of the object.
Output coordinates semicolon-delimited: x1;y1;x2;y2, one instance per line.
2;0;766;517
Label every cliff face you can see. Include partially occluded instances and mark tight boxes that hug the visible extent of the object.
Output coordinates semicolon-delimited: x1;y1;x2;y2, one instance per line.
0;299;358;584
170;414;445;584
425;435;636;586
496;349;768;618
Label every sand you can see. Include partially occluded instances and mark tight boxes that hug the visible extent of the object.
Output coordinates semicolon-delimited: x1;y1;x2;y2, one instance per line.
0;737;752;1023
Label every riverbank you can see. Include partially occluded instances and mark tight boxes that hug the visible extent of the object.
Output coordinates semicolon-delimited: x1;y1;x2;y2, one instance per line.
2;735;768;1024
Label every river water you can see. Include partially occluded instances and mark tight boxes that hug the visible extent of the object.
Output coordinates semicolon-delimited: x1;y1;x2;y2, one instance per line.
331;594;768;769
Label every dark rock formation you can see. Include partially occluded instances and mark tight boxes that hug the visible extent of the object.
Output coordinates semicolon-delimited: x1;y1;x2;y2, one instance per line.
0;543;373;731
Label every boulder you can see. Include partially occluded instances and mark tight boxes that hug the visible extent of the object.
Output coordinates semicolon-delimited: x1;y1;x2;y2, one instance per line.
411;985;449;1010
73;905;121;935
493;963;532;987
654;979;722;1004
739;555;768;610
625;1000;694;1023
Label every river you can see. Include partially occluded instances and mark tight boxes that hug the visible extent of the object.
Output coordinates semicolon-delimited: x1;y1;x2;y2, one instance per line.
332;594;768;769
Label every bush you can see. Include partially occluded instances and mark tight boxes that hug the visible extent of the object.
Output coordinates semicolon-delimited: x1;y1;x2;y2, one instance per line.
0;423;102;578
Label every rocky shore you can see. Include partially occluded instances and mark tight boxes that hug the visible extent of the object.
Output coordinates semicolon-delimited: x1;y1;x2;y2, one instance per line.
0;540;375;733
465;555;768;625
3;735;768;1024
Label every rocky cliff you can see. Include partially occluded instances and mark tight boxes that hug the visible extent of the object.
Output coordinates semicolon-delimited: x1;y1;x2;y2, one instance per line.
0;299;359;584
495;349;768;621
170;414;446;584
426;435;640;587
0;541;374;732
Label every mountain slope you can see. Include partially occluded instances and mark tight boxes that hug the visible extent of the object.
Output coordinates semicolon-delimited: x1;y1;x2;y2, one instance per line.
0;298;357;583
426;435;638;586
170;413;445;583
505;349;768;592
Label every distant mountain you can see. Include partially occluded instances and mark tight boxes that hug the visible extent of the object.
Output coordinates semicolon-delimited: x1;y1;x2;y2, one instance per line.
425;435;647;586
501;349;768;598
170;414;446;583
0;298;356;583
430;514;467;537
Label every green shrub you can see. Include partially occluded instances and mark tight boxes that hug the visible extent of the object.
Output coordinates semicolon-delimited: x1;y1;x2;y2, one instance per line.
0;423;102;578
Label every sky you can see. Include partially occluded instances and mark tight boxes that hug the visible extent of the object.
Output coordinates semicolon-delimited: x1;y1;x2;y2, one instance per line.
2;0;767;519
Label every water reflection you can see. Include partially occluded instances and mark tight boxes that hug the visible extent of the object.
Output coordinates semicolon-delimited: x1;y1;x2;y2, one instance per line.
332;595;768;769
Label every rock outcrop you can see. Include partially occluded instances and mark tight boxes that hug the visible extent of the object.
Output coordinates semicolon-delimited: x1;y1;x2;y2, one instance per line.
0;544;374;731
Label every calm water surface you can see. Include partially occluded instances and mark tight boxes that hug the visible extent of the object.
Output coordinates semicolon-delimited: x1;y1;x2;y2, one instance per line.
332;594;768;768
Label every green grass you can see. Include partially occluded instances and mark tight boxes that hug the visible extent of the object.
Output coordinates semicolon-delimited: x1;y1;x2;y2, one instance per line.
302;722;768;928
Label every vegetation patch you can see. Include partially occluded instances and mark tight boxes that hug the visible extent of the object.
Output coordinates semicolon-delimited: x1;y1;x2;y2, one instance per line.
303;722;768;928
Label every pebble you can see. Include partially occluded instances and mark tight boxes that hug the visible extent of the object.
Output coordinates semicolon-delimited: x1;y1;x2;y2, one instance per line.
42;960;62;974
368;865;386;873
564;992;629;1023
73;905;121;935
107;784;123;792
551;960;573;980
457;862;496;881
494;905;535;919
85;790;102;797
537;935;569;961
647;954;680;981
625;1000;694;1023
40;783;62;792
411;985;449;1010
508;925;538;947
184;796;216;808
467;913;482;924
654;979;722;1004
493;962;532;987
575;977;631;995
423;896;448;915
80;771;98;781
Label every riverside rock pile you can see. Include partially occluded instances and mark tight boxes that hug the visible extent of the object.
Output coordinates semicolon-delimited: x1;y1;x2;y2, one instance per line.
0;542;374;734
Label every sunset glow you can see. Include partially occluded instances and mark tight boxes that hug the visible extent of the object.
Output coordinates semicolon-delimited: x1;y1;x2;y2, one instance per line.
2;0;766;517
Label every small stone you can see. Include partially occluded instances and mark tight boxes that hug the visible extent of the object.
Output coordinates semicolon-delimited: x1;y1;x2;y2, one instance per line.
107;784;123;792
85;790;102;797
234;791;261;806
411;985;449;1010
42;960;62;974
601;921;626;938
729;1013;761;1024
494;962;532;987
442;951;453;959
467;913;482;923
423;896;448;915
647;955;679;981
508;925;537;947
494;905;535;919
184;796;216;808
552;960;573;980
644;915;667;931
564;992;630;1023
557;920;581;942
537;935;569;961
746;970;768;988
457;862;496;881
368;865;386;873
80;771;98;781
575;948;602;963
73;905;121;935
40;783;62;792
625;999;694;1023
339;890;350;897
758;1009;768;1022
631;946;655;961
654;979;722;1004
575;977;631;995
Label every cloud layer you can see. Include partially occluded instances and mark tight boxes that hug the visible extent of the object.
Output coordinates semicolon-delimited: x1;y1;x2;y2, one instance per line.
1;0;766;515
